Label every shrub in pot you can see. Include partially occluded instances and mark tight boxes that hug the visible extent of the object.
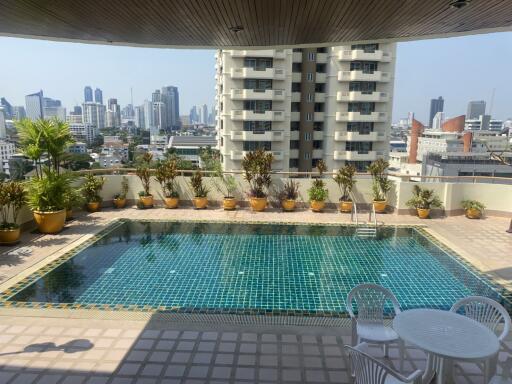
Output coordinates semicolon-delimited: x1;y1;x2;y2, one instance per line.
309;160;328;212
190;169;209;209
405;185;443;219
17;118;75;234
368;159;393;213
0;181;27;244
63;187;84;220
242;149;273;212
155;159;180;208
113;176;129;209
82;173;105;212
212;162;238;210
277;180;300;211
461;200;485;219
334;164;356;213
136;152;154;208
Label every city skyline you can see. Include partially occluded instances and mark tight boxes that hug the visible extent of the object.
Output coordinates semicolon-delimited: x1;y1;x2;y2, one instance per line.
1;31;512;122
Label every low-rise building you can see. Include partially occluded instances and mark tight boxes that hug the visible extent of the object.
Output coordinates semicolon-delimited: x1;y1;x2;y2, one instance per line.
67;142;88;154
168;135;217;167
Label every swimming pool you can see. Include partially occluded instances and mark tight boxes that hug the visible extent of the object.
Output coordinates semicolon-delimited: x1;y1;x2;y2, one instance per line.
2;220;507;316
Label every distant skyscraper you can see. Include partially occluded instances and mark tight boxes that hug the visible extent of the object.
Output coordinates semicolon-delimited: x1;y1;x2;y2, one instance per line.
161;86;180;130
429;96;444;128
106;98;121;128
432;112;445;131
25;90;44;120
0;98;13;119
94;88;103;104
43;97;66;121
0;107;6;139
201;104;208;125
82;102;106;131
13;106;26;120
152;102;166;135
189;106;198;124
466;100;486;120
143;100;154;131
135;105;145;129
73;105;82;115
152;90;162;103
84;86;93;102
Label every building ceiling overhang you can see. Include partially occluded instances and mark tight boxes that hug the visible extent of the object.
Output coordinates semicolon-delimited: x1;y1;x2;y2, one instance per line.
1;0;512;48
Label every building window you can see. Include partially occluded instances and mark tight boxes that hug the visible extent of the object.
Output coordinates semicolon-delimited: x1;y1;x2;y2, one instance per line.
244;79;272;90
346;142;373;152
348;160;372;172
308;52;316;61
289;159;299;167
292;63;302;72
316;63;326;73
304;132;312;141
304;152;310;160
306;73;314;81
291;102;301;112
348;102;375;114
292;82;301;92
351;43;379;52
349;81;376;93
306;113;312;121
244;100;272;112
314;103;324;112
243;141;272;151
316;47;328;53
244;57;273;70
290;122;300;131
315;83;325;92
313;122;324;131
313;140;323;149
307;93;313;102
293;48;302;52
350;61;378;73
347;122;374;133
221;137;224;146
244;121;272;132
290;140;300;149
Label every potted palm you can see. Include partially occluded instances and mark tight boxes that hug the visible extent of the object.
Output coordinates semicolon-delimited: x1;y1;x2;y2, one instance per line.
334;164;356;213
0;181;27;244
18;118;75;234
82;173;105;212
190;169;209;209
242;149;273;212
63;187;84;220
368;159;393;213
278;180;300;211
461;200;485;219
406;185;443;219
309;160;328;212
136;152;153;208
113;176;129;209
155;159;180;208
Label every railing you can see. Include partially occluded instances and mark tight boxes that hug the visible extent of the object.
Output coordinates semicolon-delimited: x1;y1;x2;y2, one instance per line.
369;203;377;229
351;200;359;227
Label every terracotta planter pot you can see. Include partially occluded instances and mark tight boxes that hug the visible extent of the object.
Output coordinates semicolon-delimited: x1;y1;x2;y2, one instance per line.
281;199;296;212
373;200;387;213
164;197;179;209
139;195;154;208
417;208;430;219
310;200;325;212
223;197;237;210
0;227;21;244
193;197;208;209
250;197;267;212
87;201;101;212
339;201;353;213
66;209;73;220
466;208;482;219
33;210;66;234
113;198;126;209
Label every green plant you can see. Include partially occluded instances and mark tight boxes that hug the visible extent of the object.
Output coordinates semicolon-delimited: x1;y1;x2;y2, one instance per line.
308;161;328;202
406;185;443;210
27;168;73;212
461;200;485;212
0;181;27;229
211;161;237;198
368;159;393;202
190;169;209;198
155;159;179;198
113;176;129;199
334;165;356;201
136;152;153;197
81;173;105;203
278;180;300;201
63;187;84;210
242;149;273;198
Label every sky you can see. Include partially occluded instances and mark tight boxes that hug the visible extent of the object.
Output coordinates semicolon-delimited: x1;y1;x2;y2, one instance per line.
1;31;511;122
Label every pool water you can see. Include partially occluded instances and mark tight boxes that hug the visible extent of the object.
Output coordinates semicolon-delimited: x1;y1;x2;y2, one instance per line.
5;221;504;315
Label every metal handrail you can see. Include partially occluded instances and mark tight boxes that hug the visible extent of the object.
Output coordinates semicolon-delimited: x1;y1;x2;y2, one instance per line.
351;199;359;228
369;203;377;230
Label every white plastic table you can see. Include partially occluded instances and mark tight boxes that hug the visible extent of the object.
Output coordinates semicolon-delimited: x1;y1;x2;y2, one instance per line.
393;308;500;384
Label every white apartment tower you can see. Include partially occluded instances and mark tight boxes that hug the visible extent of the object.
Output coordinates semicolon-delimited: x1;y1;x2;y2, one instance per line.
216;44;396;172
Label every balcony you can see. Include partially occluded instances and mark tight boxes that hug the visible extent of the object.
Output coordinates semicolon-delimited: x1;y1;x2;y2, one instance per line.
312;149;323;158
230;150;283;161
230;67;285;80
336;91;389;102
229;49;285;59
315;72;327;83
336;111;388;122
316;52;328;63
291;92;301;102
338;49;392;62
338;70;391;82
333;150;377;161
292;52;302;62
230;89;285;101
292;72;301;82
315;92;326;102
334;131;379;141
230;130;284;141
230;110;285;121
314;112;324;121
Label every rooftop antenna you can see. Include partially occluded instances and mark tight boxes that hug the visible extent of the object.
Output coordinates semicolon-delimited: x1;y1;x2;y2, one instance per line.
489;88;495;117
130;87;133;106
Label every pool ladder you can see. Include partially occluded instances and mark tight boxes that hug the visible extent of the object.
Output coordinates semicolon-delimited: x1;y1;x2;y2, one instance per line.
351;201;377;238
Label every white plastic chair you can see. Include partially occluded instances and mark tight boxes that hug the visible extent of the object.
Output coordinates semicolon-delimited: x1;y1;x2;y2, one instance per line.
490;357;512;384
450;296;512;382
345;343;423;384
346;283;404;366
